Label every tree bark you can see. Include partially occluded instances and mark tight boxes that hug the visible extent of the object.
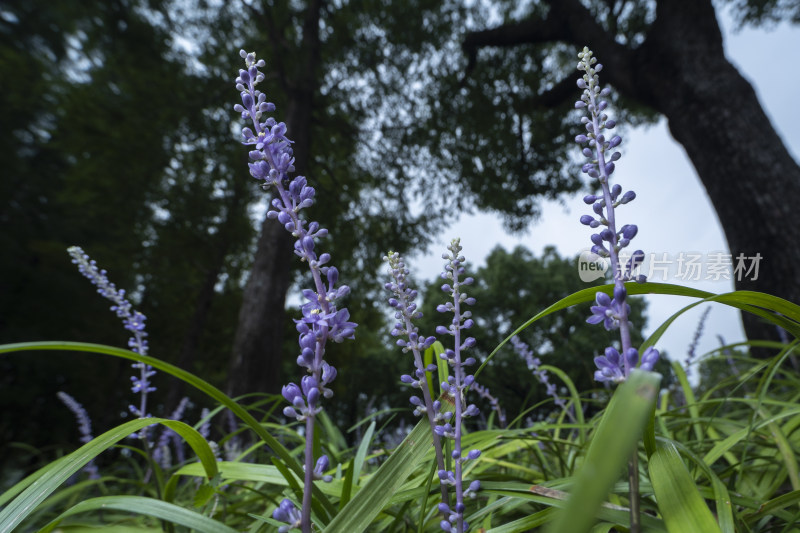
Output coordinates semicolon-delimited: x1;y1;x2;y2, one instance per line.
227;0;323;398
463;0;800;347
635;0;800;346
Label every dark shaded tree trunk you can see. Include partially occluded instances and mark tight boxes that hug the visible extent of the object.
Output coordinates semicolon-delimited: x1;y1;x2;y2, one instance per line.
463;0;800;348
227;216;294;398
636;0;800;348
227;0;323;398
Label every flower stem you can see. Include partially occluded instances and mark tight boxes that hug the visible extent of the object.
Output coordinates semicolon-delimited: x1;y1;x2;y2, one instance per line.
628;452;640;533
302;415;315;533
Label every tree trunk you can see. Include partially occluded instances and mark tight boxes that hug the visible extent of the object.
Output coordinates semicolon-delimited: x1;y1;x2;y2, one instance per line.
226;0;322;398
227;215;294;398
634;0;800;346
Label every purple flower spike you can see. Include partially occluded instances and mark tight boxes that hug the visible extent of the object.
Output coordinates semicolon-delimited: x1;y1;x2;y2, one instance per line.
434;239;483;532
383;250;450;497
575;47;660;382
510;336;574;419
57;392;100;479
234;52;359;528
67;247;154;432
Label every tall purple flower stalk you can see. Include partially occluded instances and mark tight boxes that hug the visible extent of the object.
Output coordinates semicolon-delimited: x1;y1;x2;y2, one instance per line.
434;239;481;533
575;46;661;533
67;246;154;435
232;50;355;533
573;48;660;382
57;392;100;480
384;251;450;500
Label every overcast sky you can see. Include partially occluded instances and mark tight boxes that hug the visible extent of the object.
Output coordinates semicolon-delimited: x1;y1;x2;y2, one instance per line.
408;13;800;366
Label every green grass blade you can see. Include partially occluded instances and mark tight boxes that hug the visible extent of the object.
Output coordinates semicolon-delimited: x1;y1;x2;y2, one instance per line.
547;370;661;533
649;441;721;533
0;341;336;516
37;495;238;533
0;418;184;533
350;420;376;494
325;395;456;532
476;283;800;378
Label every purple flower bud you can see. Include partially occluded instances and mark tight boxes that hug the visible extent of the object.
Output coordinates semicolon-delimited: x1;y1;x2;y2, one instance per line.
641;347;660;370
580;215;595;226
613;284;627;303
605;347;621;365
306;387;320;408
282;383;302;404
621;224;638;240
625;347;639;368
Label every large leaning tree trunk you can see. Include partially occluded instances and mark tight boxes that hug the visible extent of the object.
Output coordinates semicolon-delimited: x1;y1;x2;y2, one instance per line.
227;0;323;398
462;0;800;348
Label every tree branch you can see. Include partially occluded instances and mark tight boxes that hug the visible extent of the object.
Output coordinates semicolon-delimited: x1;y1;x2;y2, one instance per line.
461;0;639;98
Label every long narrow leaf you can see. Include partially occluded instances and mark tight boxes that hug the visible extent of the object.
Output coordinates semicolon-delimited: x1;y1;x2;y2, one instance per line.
547;370;661;533
0;417;214;533
38;495;238;533
0;341;336;516
649;441;721;533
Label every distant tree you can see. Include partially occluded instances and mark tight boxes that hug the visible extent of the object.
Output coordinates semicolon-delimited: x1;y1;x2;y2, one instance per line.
0;0;258;455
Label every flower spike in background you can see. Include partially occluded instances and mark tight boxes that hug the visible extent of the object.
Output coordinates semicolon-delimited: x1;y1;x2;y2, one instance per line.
384;250;450;502
67;246;155;435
